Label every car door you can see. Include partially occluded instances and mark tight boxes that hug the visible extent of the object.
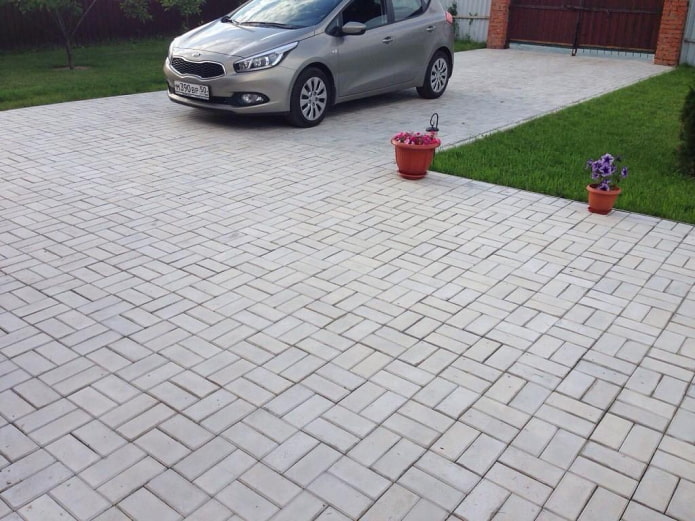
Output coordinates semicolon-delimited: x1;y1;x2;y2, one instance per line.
386;0;439;85
333;0;400;97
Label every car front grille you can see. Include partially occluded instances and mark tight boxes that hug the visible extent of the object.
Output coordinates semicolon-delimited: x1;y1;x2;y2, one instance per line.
171;57;225;79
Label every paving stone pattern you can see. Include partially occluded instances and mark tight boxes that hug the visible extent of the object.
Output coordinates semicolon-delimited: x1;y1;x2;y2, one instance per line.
1;49;694;521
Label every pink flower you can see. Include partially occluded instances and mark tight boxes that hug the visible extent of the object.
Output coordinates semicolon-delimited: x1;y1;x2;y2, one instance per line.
392;131;441;146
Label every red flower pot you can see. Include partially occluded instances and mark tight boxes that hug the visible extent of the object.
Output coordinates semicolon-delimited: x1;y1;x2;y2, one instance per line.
586;184;621;214
391;139;439;179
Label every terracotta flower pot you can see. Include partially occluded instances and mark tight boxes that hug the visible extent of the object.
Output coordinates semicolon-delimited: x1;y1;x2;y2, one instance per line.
391;139;439;179
586;184;621;214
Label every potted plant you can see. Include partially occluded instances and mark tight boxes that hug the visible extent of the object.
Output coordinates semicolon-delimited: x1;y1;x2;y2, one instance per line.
391;131;441;179
585;153;629;214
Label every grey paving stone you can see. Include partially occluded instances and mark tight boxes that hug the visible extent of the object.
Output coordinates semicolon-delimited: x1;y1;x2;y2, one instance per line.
266;492;326;521
402;498;448;521
492;494;541;521
308;472;371;519
577;487;628;521
285;443;342;487
415;451;478;493
545;472;595;520
667;479;695;521
46;434;100;473
50;476;111;520
634;466;678;512
623;501;679;521
97;457;164;503
18;494;77;521
373;437;425;481
486;462;553;506
183;499;232;521
0;49;689;521
667;409;695;443
119;489;181;521
360;484;419;521
1;462;72;508
328;456;390;499
241;462;301;506
0;425;38;462
570;457;638;498
457;433;506;475
398;467;464;511
454;479;509;521
194;449;256;495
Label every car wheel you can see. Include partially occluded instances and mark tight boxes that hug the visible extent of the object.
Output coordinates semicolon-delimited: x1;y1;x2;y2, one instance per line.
417;51;450;99
287;67;330;127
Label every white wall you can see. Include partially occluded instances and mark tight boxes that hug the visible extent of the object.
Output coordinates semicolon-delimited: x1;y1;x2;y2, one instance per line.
681;0;695;64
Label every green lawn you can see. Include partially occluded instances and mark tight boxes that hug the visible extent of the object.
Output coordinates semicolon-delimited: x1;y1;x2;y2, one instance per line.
0;38;170;110
432;66;695;225
454;38;486;52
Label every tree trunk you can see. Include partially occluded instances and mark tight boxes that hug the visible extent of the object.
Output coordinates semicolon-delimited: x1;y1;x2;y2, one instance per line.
53;9;74;69
65;39;74;70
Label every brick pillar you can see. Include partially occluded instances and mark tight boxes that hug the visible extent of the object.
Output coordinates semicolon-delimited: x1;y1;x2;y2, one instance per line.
655;0;688;65
487;0;511;49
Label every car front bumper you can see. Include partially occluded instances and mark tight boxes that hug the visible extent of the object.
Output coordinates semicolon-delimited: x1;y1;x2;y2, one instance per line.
163;57;296;115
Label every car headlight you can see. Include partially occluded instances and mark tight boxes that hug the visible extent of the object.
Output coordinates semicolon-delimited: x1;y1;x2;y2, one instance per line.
234;42;298;73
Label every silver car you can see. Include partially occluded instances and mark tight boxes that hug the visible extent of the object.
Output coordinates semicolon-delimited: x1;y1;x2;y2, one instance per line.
164;0;455;126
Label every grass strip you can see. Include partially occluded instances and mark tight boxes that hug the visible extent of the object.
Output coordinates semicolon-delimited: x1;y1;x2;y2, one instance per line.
432;66;695;224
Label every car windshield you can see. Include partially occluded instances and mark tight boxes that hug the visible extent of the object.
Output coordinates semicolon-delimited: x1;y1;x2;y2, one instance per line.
230;0;344;28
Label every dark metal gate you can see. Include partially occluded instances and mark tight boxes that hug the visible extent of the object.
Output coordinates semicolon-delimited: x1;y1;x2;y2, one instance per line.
508;0;664;54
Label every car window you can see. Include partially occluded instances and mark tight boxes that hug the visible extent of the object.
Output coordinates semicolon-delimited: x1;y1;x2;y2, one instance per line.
392;0;424;21
231;0;344;28
342;0;388;29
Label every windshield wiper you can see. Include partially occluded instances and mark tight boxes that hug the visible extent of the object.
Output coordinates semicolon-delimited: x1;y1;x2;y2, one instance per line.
238;21;300;29
220;15;239;24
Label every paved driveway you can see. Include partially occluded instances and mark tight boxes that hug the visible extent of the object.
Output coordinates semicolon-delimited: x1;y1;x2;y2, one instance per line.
1;49;694;521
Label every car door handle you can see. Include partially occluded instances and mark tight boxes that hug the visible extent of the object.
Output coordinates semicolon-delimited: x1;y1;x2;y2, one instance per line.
382;36;393;44
426;25;435;32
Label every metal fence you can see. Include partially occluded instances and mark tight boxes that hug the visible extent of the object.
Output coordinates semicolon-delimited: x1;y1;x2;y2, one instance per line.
449;0;490;42
0;0;240;50
682;0;695;64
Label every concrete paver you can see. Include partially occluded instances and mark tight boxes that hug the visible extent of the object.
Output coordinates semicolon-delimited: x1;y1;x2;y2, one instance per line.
1;48;694;521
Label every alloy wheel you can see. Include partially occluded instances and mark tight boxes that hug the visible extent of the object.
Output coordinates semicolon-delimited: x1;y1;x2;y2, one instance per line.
430;57;449;94
300;77;328;121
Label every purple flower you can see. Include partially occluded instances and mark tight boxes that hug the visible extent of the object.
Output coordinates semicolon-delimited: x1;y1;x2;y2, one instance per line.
586;153;629;190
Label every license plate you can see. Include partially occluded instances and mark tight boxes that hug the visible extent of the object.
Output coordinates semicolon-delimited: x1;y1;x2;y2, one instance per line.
174;81;210;100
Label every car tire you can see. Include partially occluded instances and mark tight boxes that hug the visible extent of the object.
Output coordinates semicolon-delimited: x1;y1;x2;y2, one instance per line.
417;51;450;99
287;67;330;127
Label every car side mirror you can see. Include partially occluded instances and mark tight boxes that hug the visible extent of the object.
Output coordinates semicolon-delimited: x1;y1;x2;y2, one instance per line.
341;22;367;35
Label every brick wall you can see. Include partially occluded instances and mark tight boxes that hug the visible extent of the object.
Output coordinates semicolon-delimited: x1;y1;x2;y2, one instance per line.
487;0;510;49
655;0;688;65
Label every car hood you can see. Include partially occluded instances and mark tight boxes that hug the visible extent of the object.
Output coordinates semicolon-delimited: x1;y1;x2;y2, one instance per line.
172;20;315;58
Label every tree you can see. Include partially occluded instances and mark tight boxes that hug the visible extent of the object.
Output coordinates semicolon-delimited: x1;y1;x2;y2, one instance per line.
1;0;205;70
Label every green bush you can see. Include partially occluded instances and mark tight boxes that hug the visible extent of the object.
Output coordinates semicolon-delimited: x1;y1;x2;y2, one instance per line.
678;86;695;176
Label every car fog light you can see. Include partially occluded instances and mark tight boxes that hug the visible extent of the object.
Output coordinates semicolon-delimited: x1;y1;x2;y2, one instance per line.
239;93;268;105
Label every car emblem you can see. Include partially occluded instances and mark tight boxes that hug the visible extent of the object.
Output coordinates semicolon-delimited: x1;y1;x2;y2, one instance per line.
192;52;201;58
